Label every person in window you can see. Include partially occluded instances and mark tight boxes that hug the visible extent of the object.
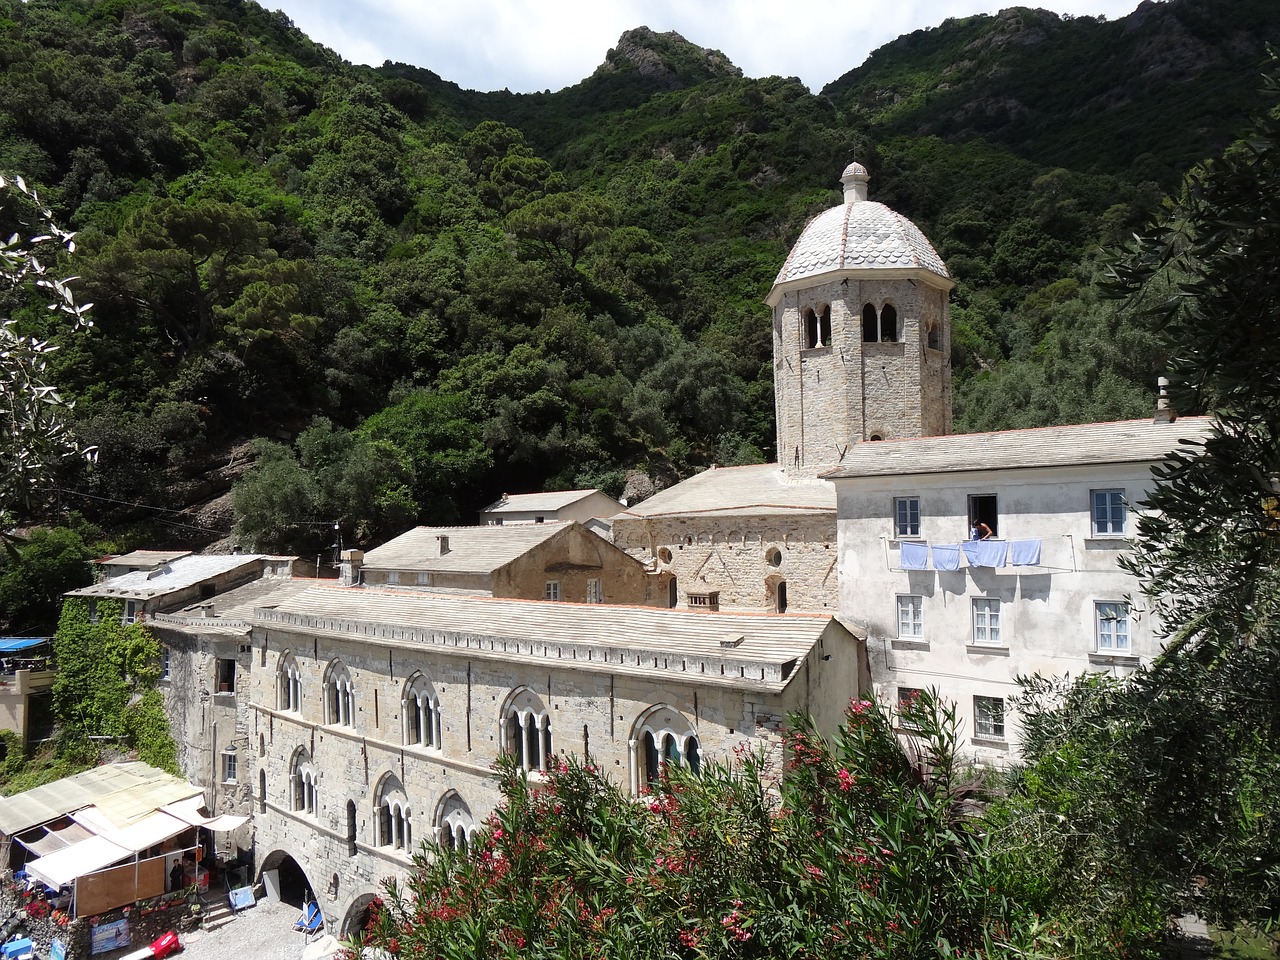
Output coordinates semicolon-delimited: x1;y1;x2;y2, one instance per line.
971;520;993;540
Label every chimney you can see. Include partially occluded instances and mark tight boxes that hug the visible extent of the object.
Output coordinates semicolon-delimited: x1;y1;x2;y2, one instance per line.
437;535;450;556
1154;377;1177;424
339;549;364;586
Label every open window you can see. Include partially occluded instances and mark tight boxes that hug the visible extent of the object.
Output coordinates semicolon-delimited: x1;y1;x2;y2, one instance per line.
217;658;236;694
968;494;999;538
861;302;899;343
803;304;832;348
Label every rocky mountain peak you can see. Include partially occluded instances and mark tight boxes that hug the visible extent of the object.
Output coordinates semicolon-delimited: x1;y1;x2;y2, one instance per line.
599;26;741;89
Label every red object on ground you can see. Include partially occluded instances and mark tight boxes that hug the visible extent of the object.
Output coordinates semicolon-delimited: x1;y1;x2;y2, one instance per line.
149;932;180;958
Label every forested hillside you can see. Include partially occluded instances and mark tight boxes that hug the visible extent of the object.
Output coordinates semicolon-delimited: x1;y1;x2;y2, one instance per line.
1;0;1275;558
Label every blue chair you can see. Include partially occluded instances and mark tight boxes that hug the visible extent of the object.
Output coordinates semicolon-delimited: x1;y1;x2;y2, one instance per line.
293;901;322;936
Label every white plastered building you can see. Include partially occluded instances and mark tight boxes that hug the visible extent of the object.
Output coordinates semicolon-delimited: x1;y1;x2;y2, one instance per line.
825;418;1210;761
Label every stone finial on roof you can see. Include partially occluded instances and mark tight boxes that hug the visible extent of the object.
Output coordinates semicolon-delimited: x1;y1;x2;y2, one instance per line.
840;161;869;204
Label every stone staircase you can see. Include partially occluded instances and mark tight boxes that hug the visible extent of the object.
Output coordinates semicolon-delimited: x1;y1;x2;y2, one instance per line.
199;896;236;934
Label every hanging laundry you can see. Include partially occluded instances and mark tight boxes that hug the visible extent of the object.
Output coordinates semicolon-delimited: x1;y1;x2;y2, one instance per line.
1010;539;1042;566
961;539;1007;568
899;540;929;570
932;544;962;571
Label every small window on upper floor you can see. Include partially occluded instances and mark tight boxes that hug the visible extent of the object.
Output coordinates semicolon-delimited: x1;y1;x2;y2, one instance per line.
897;595;924;639
386;571;401;585
221;748;238;784
586;578;602;604
161;647;171;682
1091;489;1126;537
278;652;302;713
926;320;941;350
971;598;1002;646
969;494;999;539
217;658;236;694
545;580;561;601
894;497;921;538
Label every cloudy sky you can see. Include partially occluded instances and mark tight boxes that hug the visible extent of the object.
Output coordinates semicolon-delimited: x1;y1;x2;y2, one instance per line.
266;0;1148;95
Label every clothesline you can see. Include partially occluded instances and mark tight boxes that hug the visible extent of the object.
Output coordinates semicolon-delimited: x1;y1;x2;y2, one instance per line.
897;538;1042;571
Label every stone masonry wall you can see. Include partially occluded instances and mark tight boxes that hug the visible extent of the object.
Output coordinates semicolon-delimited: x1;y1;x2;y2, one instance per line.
612;513;837;613
773;277;952;477
248;621;843;934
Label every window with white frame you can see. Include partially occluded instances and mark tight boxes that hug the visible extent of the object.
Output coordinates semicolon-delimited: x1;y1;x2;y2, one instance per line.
416;571;430;586
403;673;442;750
221;748;238;784
1091;489;1126;536
386;570;401;585
502;688;552;773
894;497;921;538
972;598;1002;646
896;595;924;638
1095;601;1131;652
544;580;561;601
974;696;1005;740
586;578;603;604
323;660;356;728
277;652;301;712
374;773;412;851
291;750;318;814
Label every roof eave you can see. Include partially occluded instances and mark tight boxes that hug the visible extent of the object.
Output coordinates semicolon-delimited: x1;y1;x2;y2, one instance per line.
765;266;954;308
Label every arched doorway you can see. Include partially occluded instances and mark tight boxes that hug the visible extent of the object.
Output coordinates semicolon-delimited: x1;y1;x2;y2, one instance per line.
258;849;316;909
341;891;382;939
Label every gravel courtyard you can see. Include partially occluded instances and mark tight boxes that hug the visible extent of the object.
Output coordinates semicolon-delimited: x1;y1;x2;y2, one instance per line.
95;898;342;960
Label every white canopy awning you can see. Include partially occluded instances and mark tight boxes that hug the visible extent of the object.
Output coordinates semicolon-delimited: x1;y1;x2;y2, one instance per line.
71;808;191;852
160;796;248;833
25;835;132;889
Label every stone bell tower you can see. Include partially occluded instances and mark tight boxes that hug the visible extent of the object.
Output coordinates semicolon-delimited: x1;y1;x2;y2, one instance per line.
765;162;954;478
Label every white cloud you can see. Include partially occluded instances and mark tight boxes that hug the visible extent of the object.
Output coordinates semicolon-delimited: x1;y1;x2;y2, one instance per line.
267;0;1147;94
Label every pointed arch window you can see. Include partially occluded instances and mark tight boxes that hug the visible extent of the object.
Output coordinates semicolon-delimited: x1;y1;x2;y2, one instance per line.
323;660;356;728
501;688;552;774
630;706;702;795
277;652;301;713
436;792;476;856
374;773;412;852
402;673;443;750
290;749;318;815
